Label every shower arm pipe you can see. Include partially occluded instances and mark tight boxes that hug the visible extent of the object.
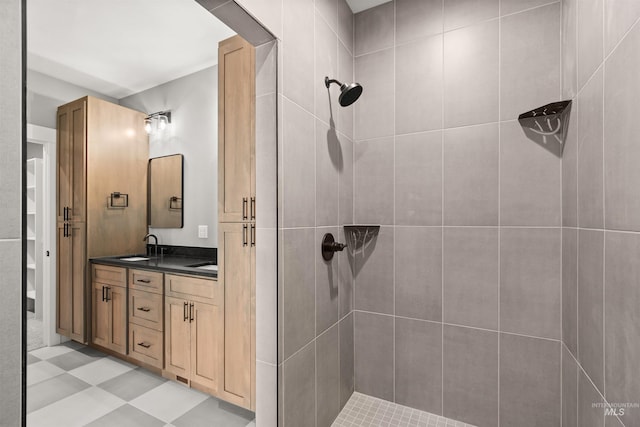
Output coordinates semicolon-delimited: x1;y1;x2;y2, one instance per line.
325;77;342;88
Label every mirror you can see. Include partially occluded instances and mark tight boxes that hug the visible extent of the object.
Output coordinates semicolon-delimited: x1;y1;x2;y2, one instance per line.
148;154;183;228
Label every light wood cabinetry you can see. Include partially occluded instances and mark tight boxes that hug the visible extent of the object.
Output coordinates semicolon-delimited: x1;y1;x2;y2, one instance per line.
218;34;257;411
91;264;127;354
128;269;164;369
218;35;256;223
56;96;148;343
164;274;223;394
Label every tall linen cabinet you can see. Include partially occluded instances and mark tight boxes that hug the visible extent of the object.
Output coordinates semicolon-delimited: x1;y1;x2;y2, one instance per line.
218;35;256;410
56;96;148;343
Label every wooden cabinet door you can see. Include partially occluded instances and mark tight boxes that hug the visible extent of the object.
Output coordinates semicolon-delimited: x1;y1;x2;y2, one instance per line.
190;301;222;393
218;222;253;408
57;222;86;342
165;296;190;378
108;285;127;354
92;281;109;348
56;99;86;223
218;35;255;223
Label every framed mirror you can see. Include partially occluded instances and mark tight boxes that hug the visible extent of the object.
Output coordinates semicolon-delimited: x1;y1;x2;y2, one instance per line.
148;154;183;228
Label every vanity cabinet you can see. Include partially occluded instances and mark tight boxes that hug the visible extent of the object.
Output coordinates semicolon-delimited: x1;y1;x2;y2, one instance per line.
129;269;164;369
56;96;148;343
164;274;223;394
91;264;127;354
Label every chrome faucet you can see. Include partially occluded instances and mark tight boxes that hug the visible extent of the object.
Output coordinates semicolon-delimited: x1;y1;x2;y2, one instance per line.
143;233;158;258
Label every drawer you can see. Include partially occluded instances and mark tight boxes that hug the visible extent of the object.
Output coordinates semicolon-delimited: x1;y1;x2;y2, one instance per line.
92;264;126;287
129;269;164;294
165;273;219;302
129;290;163;331
129;323;163;369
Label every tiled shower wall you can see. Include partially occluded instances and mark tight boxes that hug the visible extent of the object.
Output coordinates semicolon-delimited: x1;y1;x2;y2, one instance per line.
561;0;640;426
353;1;563;426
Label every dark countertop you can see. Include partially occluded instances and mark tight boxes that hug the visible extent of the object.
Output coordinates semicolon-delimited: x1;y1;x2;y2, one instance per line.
91;254;218;278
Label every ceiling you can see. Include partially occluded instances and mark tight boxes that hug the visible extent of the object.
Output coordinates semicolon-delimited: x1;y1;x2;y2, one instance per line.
27;0;236;99
27;0;389;99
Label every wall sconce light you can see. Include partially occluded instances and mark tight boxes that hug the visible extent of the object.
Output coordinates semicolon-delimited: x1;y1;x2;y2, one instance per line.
145;111;172;134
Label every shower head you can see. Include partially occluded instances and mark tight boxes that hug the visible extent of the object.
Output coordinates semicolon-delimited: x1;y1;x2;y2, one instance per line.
325;76;363;107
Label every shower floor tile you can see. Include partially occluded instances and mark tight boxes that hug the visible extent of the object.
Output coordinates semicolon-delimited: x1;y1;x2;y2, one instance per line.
332;392;476;427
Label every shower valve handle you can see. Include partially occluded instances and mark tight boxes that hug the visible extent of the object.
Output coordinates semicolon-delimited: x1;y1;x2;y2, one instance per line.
321;233;346;261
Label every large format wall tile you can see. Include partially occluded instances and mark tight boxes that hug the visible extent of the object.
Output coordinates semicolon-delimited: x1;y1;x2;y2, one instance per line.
443;123;499;226
604;0;640;56
562;228;578;357
354;226;394;314
562;0;578;99
500;120;561;227
605;231;640;425
443;0;498;32
577;0;603;90
283;99;316;228
354;49;394;141
354;2;394;56
283;342;316;427
282;228;316;359
316;0;338;33
395;131;442;226
354;312;394;401
500;3;561;121
577;68;604;230
562;99;578;227
315;12;339;127
338;0;354;54
443;325;499;427
316;324;340;427
577;230;604;393
395;227;442;321
562;345;578;427
501;0;555;16
339;313;354;409
443;227;499;330
337;227;354;318
337;41;354;140
395;0;443;45
395;318;442;414
500;334;561;427
316;119;340;227
395;35;443;134
444;20;499;127
339;134;354;226
500;228;561;339
283;0;315;113
578;369;605;427
354;138;394;225
604;22;640;232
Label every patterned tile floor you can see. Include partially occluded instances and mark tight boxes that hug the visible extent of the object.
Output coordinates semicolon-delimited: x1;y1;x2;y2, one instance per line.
332;393;476;427
27;341;255;427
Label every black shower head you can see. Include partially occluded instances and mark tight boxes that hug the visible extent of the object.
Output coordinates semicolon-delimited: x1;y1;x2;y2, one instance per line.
325;76;363;107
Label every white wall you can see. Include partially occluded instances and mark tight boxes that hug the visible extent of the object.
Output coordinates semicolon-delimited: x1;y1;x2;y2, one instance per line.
119;65;218;248
27;69;118;128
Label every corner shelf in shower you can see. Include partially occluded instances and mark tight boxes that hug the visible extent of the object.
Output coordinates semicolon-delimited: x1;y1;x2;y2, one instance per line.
343;225;380;255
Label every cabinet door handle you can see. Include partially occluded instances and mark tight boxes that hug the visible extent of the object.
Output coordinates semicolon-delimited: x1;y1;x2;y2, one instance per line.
242;197;248;220
251;224;256;247
63;206;68;221
136;307;151;312
136;279;151;283
189;302;194;322
137;342;151;349
250;197;256;220
243;224;248;247
101;286;106;302
183;302;188;321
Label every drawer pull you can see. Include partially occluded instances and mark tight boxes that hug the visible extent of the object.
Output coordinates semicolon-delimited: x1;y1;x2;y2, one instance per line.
137;342;151;349
136;307;151;312
137;279;151;283
183;301;189;321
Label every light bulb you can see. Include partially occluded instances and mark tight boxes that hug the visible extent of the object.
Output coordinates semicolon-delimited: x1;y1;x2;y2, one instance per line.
158;115;168;131
144;118;152;134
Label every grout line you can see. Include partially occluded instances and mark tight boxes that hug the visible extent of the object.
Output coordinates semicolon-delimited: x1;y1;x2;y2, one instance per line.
497;0;502;422
391;0;397;404
440;0;446;417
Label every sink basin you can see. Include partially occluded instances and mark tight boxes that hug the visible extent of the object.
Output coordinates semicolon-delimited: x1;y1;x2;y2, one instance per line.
187;262;218;271
119;256;150;261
